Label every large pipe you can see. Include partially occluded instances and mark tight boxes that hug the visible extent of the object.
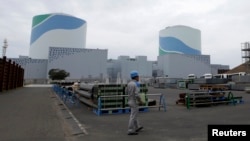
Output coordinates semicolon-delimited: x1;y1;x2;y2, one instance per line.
76;83;96;99
79;83;95;91
75;89;92;99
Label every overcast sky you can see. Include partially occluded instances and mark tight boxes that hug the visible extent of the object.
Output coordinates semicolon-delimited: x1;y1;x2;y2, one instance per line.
1;0;250;69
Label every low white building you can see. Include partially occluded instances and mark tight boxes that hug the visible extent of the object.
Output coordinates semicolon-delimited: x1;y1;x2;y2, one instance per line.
157;53;211;78
107;56;153;83
47;47;107;80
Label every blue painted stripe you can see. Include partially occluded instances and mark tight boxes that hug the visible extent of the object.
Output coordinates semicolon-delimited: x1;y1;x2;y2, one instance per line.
159;37;201;55
30;15;86;44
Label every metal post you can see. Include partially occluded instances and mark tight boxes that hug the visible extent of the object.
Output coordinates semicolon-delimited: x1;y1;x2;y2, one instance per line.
228;91;235;106
159;95;162;111
159;94;167;112
185;94;190;109
97;97;102;116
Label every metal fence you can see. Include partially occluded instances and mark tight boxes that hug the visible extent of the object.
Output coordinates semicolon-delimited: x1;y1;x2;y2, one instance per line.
0;56;24;92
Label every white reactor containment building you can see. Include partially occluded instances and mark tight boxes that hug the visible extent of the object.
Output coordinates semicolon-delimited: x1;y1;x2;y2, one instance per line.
29;13;87;59
159;25;201;55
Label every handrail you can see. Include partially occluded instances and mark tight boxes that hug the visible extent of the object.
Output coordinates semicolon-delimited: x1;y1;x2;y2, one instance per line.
98;93;167;112
227;91;235;106
185;91;237;109
99;93;163;98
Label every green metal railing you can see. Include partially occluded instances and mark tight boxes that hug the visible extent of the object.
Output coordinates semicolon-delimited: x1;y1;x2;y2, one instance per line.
185;91;242;109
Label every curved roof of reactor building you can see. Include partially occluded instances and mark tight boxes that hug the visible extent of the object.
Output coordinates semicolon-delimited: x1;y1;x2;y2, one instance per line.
29;13;87;59
159;25;201;56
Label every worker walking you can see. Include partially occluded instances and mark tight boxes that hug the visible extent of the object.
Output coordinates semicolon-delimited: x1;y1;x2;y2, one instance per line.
126;70;144;135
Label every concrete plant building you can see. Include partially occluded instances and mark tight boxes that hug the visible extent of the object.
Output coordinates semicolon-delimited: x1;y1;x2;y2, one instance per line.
8;13;229;84
107;56;153;83
157;25;212;78
157;54;211;78
10;13;108;83
159;25;201;55
11;56;48;81
29;13;87;59
47;47;107;80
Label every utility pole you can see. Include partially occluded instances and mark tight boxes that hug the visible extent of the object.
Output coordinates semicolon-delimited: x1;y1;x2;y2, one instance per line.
2;38;8;57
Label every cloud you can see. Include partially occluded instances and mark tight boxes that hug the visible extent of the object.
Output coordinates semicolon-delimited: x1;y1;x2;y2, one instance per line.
1;0;250;69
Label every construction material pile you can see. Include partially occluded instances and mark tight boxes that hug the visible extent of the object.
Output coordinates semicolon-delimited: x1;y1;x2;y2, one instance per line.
75;83;149;115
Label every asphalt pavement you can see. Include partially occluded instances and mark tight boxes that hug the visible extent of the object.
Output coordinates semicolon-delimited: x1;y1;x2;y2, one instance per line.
1;85;250;141
0;86;70;141
68;87;250;141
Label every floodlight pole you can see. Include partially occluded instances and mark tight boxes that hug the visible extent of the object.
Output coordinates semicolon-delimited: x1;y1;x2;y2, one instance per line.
2;38;8;57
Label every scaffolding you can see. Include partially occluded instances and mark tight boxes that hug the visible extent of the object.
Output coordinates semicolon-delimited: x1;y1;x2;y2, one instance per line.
241;42;250;73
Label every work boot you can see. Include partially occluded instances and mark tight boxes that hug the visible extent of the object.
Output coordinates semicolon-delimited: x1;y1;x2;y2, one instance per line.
136;126;143;132
127;132;138;135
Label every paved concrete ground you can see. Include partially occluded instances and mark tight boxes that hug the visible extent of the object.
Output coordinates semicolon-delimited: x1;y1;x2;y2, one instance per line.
1;85;250;141
68;87;250;141
0;86;71;141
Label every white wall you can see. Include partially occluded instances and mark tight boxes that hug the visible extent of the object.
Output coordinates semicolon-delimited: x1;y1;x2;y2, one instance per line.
47;47;107;80
159;25;201;51
157;54;211;78
10;58;48;79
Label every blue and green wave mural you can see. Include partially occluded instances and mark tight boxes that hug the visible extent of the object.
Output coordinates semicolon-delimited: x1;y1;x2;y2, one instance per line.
30;14;86;45
159;37;201;55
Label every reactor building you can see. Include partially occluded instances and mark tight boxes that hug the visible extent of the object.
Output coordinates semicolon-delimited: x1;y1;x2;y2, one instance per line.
29;13;87;59
12;13;108;83
157;25;211;78
159;25;201;55
9;14;229;84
